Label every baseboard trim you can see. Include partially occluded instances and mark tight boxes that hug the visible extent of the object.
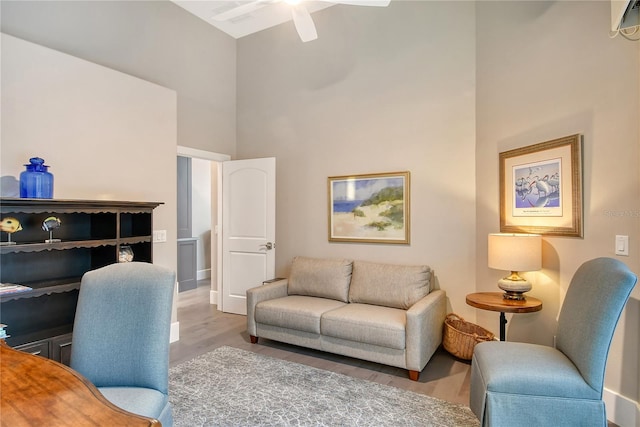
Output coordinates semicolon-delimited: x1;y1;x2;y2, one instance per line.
210;290;218;306
603;387;638;426
170;321;180;343
197;269;211;281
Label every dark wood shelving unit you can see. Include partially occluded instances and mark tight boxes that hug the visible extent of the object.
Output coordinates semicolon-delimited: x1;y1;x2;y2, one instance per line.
0;198;161;364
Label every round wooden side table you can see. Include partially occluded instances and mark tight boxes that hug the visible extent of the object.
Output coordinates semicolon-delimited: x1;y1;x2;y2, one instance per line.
466;292;542;341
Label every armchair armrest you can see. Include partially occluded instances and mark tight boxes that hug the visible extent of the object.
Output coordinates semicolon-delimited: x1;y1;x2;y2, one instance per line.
405;289;446;371
246;279;289;336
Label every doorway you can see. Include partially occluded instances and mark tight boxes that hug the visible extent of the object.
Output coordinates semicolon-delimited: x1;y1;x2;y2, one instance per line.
176;146;230;305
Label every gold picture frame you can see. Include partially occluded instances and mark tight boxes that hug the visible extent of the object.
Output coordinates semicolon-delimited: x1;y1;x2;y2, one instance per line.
500;134;583;237
328;171;410;244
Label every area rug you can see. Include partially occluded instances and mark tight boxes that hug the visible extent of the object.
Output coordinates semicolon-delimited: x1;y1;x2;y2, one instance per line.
169;346;479;427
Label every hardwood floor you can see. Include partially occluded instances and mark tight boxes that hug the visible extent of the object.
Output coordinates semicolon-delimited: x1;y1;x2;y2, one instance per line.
169;280;472;406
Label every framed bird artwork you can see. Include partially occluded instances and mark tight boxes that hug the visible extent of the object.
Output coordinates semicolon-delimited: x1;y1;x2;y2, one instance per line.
499;134;583;237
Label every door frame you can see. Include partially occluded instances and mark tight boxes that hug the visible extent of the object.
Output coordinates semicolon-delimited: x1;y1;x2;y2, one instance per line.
176;146;230;306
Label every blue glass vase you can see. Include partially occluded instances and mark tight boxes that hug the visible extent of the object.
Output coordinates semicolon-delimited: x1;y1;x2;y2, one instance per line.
20;157;54;199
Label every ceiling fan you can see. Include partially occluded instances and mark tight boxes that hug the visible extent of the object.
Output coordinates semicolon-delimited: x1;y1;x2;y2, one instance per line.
212;0;391;42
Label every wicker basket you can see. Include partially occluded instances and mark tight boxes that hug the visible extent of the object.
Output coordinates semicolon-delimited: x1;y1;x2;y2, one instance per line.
443;313;495;360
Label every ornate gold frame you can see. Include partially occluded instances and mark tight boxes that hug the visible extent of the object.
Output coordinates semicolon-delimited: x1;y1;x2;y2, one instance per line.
500;134;583;237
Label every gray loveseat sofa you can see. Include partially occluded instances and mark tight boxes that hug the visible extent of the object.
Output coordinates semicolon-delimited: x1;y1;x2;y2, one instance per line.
246;256;446;380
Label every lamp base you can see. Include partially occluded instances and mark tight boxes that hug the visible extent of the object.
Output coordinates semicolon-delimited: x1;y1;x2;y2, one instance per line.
501;290;527;301
498;275;531;301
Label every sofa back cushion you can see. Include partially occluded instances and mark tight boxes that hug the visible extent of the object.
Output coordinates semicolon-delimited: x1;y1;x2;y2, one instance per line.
288;257;353;303
349;261;431;309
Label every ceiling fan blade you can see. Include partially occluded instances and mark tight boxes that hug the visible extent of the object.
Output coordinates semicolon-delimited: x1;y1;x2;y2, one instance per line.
291;4;318;42
324;0;391;6
212;0;272;21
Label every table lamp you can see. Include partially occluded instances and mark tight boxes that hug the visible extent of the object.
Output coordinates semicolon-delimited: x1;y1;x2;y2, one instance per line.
488;233;542;300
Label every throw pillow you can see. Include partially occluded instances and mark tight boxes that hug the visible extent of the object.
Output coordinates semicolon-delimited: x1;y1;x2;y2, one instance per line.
349;260;431;309
288;257;353;303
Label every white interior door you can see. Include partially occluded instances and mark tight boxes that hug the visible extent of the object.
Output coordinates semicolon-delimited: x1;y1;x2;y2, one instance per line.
221;157;276;314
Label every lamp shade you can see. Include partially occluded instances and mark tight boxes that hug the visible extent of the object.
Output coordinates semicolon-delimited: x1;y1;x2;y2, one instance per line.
488;233;541;272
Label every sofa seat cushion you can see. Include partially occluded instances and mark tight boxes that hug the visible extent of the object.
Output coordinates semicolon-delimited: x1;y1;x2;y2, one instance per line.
255;295;346;334
288;257;353;302
321;303;406;350
349;261;431;309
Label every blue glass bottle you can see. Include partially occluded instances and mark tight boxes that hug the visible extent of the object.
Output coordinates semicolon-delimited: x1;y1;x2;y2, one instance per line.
20;157;54;199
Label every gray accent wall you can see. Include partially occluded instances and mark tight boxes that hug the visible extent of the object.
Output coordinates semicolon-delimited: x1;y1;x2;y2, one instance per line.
236;0;477;327
177;156;193;239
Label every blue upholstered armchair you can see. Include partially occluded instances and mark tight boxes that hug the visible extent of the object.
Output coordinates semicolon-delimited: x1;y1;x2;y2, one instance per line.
71;262;176;426
470;257;637;426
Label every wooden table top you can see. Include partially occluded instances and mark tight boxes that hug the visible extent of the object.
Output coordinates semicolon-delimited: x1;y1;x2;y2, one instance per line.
466;292;542;313
0;341;159;427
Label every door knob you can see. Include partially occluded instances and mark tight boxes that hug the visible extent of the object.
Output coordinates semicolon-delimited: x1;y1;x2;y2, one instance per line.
260;242;274;250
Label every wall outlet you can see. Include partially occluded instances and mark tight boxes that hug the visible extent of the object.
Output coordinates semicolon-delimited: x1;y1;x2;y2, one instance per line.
153;230;167;243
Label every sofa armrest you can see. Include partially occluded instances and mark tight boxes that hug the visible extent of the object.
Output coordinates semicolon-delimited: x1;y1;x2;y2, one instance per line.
405;289;446;372
246;279;289;336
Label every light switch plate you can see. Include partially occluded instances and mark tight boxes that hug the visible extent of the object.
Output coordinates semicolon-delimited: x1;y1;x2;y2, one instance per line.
615;235;629;256
153;230;167;243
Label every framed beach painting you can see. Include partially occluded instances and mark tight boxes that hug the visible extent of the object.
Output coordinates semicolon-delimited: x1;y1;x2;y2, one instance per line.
328;171;410;244
500;134;583;237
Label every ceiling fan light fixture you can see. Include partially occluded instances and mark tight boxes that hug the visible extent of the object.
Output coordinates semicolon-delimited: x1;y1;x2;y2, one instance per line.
291;4;318;42
210;0;391;42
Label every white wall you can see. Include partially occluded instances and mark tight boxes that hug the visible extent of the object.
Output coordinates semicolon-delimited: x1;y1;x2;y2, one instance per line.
1;33;178;321
237;1;478;318
1;0;236;157
476;1;640;423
